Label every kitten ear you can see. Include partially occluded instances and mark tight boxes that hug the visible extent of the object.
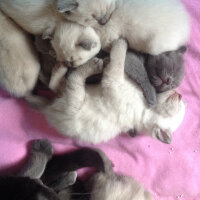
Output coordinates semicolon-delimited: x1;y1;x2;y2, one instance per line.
153;126;172;144
79;40;97;50
57;0;78;13
177;45;187;54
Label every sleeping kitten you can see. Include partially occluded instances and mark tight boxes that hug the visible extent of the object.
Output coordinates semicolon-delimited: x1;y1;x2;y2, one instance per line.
125;46;186;106
0;10;40;97
0;0;101;67
57;0;190;55
42;143;154;200
26;39;186;144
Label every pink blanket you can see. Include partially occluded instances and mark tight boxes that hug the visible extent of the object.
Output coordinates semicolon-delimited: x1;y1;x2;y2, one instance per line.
0;0;199;199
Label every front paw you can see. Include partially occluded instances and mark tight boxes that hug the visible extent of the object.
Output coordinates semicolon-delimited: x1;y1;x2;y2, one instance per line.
143;85;158;107
91;57;104;69
31;139;53;159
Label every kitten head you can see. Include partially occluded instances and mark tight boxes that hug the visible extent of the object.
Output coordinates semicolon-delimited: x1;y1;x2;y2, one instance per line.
48;22;101;67
146;90;186;144
56;0;115;27
146;46;187;92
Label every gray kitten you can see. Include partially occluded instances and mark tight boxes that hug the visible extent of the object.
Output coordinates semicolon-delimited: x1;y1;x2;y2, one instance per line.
125;46;186;106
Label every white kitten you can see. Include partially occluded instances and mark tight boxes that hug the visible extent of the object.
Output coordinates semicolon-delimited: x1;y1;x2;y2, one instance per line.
0;0;101;67
57;0;190;54
26;39;186;144
0;10;40;97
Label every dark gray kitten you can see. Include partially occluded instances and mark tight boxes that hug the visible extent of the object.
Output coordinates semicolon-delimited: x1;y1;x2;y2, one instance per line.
125;46;186;106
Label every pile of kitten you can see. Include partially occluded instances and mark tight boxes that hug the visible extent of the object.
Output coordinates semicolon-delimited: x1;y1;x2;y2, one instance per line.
0;0;190;199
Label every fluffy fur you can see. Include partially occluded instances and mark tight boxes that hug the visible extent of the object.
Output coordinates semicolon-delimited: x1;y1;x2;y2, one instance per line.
57;0;190;54
26;39;186;144
0;10;40;97
0;0;101;67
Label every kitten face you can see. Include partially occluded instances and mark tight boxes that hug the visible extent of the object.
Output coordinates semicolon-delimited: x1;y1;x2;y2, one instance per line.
56;0;115;27
146;47;186;92
51;22;101;67
150;90;186;143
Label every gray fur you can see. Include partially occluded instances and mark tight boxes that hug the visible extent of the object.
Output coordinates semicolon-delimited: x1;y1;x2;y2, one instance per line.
124;51;157;107
56;0;79;13
146;46;186;92
125;47;186;106
17;139;53;178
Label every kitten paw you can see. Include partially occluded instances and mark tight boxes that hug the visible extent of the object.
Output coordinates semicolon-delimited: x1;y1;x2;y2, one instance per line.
143;85;158;107
92;57;103;66
31;139;53;159
50;171;77;192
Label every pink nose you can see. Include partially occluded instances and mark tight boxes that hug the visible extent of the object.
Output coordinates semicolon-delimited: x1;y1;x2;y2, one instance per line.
174;91;182;100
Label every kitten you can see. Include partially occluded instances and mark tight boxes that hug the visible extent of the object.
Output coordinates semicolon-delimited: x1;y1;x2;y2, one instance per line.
0;0;101;67
42;143;154;200
125;47;186;106
57;0;190;55
0;10;40;97
26;39;186;144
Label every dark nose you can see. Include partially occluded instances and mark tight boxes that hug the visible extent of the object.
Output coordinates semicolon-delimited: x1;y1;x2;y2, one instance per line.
98;16;108;25
66;61;73;68
178;93;182;100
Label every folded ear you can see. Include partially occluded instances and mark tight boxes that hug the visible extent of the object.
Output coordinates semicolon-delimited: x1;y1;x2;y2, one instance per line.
78;40;97;50
152;126;172;144
57;0;78;13
177;45;187;54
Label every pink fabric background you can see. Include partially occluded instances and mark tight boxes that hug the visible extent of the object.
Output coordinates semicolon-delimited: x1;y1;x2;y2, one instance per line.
0;0;199;199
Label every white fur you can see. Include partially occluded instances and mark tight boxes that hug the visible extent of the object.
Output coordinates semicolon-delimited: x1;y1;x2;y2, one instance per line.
32;39;186;144
0;0;101;67
60;0;190;54
91;173;154;200
0;10;40;97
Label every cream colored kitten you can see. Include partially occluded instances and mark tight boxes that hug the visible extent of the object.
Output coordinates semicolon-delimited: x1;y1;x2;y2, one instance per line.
0;10;40;97
0;0;101;67
26;39;186;144
57;0;190;54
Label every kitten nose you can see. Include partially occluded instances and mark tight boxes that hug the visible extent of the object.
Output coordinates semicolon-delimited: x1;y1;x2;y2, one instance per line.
98;16;108;25
166;77;172;85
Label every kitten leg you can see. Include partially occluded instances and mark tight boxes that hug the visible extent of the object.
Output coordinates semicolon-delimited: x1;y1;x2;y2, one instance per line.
47;171;77;192
17;139;53;179
62;58;103;115
49;62;68;93
124;52;157;106
102;38;128;83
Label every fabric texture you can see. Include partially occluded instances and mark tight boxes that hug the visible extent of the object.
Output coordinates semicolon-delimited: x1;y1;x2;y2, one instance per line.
0;0;199;199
